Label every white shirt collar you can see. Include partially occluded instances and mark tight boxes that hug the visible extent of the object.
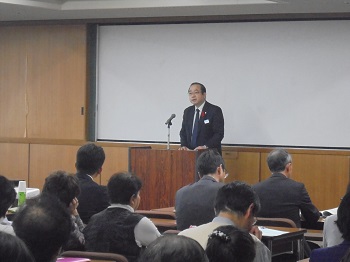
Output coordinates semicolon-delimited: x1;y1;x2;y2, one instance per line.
108;203;134;212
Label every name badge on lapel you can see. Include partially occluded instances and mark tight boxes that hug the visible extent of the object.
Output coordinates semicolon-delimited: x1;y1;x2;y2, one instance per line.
204;119;210;124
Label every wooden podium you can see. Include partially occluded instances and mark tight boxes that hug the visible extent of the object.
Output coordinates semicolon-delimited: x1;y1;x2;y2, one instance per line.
129;148;200;210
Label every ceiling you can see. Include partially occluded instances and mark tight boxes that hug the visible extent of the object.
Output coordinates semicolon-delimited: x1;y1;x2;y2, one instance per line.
1;0;350;22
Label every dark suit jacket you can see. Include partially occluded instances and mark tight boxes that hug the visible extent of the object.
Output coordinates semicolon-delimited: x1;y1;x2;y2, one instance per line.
252;173;319;228
310;240;350;262
180;101;224;154
175;175;224;230
75;172;110;224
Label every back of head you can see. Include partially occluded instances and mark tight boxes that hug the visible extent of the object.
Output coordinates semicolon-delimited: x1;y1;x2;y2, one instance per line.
266;149;292;173
42;170;80;207
336;191;350;241
196;149;225;176
108;172;142;204
0;231;35;262
0;175;16;217
206;225;256;262
139;235;208;262
76;143;105;175
215;181;260;216
13;195;72;262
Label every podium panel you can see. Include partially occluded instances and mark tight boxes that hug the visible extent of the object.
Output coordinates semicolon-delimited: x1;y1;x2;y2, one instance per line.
129;148;199;210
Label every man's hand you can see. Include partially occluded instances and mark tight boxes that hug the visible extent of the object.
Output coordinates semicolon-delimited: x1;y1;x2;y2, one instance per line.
194;146;207;151
250;225;262;240
178;146;189;150
69;197;79;216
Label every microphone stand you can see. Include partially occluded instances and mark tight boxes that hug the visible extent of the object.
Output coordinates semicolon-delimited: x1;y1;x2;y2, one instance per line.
167;121;172;150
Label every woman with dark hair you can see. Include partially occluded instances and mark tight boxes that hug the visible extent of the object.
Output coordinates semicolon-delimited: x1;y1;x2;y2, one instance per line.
139;235;208;262
0;232;35;262
206;225;256;262
310;191;350;262
42;170;85;251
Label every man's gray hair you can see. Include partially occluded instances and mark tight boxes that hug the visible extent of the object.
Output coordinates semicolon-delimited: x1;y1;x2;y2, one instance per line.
267;149;292;173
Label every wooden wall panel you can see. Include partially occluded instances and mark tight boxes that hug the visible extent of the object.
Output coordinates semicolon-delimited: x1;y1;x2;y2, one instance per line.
0;143;29;182
0;27;27;138
100;146;129;185
29;144;80;189
223;151;260;185
259;152;350;210
26;25;87;140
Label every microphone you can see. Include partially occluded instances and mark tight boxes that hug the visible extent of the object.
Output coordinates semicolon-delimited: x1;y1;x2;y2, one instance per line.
165;114;176;125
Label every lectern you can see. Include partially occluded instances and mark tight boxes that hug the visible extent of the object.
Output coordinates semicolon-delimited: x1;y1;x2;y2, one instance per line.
129;148;200;210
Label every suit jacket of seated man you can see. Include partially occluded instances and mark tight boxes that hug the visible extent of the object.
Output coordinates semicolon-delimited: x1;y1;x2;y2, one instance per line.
175;175;225;230
252;173;319;228
180;101;224;155
76;172;110;224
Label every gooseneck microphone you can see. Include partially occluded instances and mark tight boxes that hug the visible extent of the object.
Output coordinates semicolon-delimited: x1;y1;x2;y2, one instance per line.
165;114;176;125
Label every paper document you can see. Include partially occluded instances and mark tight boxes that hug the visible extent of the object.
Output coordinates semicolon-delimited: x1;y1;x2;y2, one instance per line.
321;207;338;217
259;227;288;237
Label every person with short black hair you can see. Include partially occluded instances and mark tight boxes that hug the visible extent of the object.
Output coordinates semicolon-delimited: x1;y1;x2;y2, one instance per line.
310;191;350;261
206;225;256;262
0;175;16;235
0;231;35;262
175;149;227;230
179;181;271;262
138;234;209;262
42;170;85;251
84;172;160;262
75;143;110;223
12;195;71;262
179;82;224;154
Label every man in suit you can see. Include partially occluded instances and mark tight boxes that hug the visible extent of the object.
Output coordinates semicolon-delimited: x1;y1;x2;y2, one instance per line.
252;148;320;228
75;143;110;224
179;82;224;154
310;191;350;262
179;181;271;262
175;149;227;230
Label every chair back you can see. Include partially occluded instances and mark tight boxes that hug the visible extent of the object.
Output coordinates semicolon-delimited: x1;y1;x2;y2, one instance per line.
59;251;128;262
256;217;297;228
162;229;181;235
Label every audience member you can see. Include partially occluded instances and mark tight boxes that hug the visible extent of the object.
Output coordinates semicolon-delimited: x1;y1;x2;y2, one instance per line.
0;231;35;262
175;149;226;230
323;183;350;248
0;175;16;235
179;181;271;262
42;170;85;251
84;172;161;262
310;191;350;262
75;143;110;223
138;234;209;262
12;195;71;262
206;225;256;262
253;148;319;228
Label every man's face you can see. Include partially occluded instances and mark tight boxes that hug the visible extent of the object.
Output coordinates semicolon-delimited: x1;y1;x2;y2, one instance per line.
188;84;206;107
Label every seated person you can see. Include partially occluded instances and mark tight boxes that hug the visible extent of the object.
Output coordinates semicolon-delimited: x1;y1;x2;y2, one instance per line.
42;170;85;251
179;181;271;262
75;143;110;224
252;148;319;228
83;172;161;262
138;235;209;262
323;183;350;248
310;191;350;262
0;175;16;235
206;225;256;262
12;195;71;262
175;150;226;230
0;231;35;262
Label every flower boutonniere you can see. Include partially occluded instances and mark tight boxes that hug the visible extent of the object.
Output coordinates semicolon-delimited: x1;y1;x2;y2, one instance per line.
201;111;206;118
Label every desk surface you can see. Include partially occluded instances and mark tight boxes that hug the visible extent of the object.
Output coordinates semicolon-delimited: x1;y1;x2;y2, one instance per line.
151;207;175;213
262;226;307;240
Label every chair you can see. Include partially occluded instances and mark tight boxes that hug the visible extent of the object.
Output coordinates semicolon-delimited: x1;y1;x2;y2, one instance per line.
59;251;128;262
256;217;297;228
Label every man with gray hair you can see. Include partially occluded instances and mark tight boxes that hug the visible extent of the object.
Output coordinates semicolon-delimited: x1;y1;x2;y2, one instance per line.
252;148;319;228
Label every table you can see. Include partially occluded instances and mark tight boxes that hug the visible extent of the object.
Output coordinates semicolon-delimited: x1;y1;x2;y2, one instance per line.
261;226;307;260
149;217;177;232
151;206;175;213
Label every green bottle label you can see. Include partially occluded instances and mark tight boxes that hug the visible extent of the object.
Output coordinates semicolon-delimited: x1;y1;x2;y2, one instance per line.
18;192;26;206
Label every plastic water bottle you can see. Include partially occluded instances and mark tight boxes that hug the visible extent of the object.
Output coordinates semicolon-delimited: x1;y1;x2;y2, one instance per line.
18;181;27;206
